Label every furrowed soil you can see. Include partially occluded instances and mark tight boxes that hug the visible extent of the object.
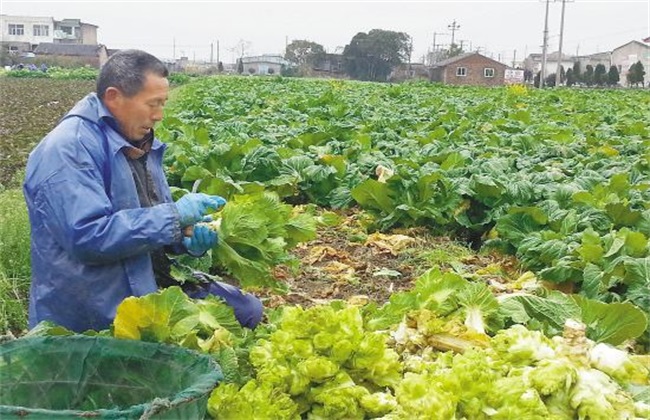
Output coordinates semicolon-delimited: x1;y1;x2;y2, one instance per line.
0;78;95;186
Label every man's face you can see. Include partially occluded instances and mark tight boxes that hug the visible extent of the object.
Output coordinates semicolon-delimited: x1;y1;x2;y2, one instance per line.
105;72;169;141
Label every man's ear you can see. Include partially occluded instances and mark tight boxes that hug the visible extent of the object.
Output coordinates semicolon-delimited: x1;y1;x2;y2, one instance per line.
102;87;123;112
103;87;121;104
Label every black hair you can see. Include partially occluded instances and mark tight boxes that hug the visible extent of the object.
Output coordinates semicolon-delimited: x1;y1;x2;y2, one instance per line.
96;49;168;100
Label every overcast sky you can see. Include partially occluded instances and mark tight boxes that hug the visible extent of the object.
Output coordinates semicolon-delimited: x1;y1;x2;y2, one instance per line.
1;1;648;65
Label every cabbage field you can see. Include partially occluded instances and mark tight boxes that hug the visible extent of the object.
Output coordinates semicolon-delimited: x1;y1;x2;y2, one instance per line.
17;76;650;418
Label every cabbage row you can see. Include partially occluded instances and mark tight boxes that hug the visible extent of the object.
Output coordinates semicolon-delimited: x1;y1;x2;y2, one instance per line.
158;77;650;322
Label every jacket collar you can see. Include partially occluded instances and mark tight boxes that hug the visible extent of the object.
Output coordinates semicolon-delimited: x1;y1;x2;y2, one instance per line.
66;93;165;157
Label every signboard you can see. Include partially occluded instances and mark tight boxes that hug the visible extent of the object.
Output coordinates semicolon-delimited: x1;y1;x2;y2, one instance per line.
504;68;525;85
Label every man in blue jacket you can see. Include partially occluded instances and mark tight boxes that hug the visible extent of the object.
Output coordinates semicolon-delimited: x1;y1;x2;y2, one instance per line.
23;50;262;332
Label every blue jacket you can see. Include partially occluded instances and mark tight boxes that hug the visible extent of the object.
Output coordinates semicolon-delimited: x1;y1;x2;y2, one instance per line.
24;93;182;332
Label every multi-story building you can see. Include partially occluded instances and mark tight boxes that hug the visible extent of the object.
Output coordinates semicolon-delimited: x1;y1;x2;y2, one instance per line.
1;14;98;55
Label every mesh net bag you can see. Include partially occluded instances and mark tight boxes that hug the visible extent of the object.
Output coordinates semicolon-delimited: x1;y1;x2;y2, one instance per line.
0;335;222;419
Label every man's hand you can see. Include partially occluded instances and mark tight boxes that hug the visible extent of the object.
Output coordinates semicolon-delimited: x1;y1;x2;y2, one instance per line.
174;193;226;226
183;221;218;257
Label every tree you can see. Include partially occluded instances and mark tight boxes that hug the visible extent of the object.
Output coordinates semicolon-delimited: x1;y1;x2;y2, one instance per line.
565;68;576;86
607;65;619;86
594;64;607;86
627;61;646;87
443;43;464;60
285;40;326;67
572;61;582;84
342;29;412;81
583;65;594;86
545;73;557;87
236;58;244;74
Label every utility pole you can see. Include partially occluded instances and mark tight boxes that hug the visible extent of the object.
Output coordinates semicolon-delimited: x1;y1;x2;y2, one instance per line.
555;0;570;86
448;20;460;46
513;49;517;68
540;0;551;88
217;40;220;65
432;32;447;51
430;32;447;65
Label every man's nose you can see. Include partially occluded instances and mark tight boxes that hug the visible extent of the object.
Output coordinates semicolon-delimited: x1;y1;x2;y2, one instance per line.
152;109;163;122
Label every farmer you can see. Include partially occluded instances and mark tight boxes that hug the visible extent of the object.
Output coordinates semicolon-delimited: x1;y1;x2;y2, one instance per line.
23;50;262;332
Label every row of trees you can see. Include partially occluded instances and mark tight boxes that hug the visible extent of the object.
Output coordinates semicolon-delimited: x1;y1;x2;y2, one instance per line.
284;29;413;81
566;62;620;87
534;61;645;88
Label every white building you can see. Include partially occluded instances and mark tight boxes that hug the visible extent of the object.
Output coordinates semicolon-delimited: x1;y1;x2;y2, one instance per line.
524;51;573;77
611;40;650;86
0;14;54;53
1;14;98;55
240;55;289;75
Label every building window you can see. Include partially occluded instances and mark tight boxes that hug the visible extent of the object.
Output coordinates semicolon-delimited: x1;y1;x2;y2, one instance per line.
60;26;73;35
484;68;495;78
456;67;467;76
8;24;24;36
33;24;49;36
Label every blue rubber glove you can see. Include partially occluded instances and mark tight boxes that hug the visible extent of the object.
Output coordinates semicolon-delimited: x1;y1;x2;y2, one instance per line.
183;222;218;257
174;193;226;227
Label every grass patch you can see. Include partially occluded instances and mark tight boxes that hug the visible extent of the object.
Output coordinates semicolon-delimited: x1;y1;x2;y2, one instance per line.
0;273;30;334
0;187;31;334
400;233;474;276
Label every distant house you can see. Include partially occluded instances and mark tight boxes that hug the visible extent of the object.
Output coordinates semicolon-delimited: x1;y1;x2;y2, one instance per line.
313;53;344;74
523;53;542;74
53;18;97;45
611;40;650;86
389;63;429;82
34;43;108;67
429;52;507;86
524;51;573;77
0;14;53;55
544;51;574;76
574;51;611;72
241;55;288;75
0;13;99;66
0;14;98;51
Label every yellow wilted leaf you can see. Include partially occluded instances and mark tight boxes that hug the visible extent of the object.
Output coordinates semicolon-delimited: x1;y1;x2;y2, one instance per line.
596;145;619;157
113;296;159;340
365;233;415;255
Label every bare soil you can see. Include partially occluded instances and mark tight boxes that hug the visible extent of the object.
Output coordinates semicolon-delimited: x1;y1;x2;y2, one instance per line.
258;210;524;308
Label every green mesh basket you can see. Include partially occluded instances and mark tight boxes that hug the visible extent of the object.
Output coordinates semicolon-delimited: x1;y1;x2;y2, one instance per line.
0;335;222;419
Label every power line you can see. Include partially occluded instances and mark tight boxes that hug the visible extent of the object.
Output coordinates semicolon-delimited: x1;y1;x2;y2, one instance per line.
448;20;460;46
